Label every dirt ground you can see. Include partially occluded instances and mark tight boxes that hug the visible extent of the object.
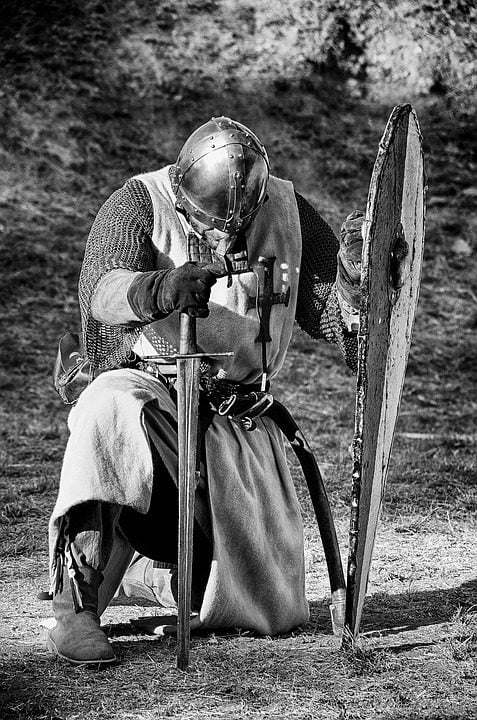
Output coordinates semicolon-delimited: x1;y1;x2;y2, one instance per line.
1;4;477;719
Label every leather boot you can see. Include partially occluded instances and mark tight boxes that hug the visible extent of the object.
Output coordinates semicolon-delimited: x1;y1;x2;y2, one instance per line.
48;565;117;666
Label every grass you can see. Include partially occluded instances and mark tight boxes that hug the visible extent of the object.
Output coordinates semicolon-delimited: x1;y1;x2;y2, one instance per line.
1;3;477;719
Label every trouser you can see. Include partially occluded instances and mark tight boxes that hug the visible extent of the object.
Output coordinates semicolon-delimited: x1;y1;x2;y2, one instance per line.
61;400;213;615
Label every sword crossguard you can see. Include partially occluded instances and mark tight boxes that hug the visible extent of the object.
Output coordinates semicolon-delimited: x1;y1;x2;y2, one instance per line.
172;351;234;360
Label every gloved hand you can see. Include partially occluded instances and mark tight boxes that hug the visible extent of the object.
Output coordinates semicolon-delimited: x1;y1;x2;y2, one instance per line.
336;210;364;310
127;262;223;321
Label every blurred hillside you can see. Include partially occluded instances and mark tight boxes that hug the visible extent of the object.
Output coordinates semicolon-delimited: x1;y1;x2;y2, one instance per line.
0;0;476;394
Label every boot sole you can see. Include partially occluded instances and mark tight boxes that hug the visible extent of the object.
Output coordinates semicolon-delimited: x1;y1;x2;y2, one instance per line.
47;635;118;667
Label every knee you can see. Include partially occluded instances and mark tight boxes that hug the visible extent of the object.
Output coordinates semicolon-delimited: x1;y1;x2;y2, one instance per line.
70;370;139;428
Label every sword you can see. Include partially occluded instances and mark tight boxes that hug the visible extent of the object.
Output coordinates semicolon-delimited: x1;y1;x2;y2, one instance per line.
176;312;201;670
175;313;233;670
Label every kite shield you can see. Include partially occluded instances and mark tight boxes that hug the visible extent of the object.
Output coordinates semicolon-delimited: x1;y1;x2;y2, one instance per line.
344;104;426;639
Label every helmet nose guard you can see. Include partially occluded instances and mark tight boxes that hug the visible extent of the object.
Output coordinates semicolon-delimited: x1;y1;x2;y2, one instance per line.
169;117;270;233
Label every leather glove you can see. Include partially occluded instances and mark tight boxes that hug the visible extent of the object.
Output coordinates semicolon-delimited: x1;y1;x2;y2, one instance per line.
127;262;223;321
336;210;364;309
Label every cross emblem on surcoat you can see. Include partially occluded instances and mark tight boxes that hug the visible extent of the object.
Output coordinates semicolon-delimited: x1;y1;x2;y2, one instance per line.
247;256;290;343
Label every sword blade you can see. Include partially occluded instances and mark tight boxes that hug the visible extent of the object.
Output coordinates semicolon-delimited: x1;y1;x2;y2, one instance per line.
176;315;201;670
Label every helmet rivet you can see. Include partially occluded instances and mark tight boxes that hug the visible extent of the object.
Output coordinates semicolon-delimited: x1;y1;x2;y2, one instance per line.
229;154;234;158
211;144;215;148
229;133;235;137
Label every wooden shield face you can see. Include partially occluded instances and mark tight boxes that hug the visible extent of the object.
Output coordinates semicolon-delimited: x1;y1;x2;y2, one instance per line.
345;105;426;638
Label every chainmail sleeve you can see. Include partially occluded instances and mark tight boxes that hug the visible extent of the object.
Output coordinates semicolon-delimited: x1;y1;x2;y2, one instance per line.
79;179;156;371
295;192;358;372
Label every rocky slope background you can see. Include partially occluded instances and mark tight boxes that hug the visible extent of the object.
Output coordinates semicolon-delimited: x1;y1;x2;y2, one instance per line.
0;2;476;719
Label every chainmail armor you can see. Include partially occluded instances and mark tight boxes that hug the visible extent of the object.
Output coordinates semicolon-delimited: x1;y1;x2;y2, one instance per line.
79;178;357;374
79;181;156;370
295;193;358;372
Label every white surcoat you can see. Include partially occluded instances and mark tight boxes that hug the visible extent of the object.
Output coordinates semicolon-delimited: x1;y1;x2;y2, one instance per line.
50;169;310;635
132;166;302;384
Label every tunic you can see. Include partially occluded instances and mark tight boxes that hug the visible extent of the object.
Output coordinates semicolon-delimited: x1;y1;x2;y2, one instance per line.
49;167;357;635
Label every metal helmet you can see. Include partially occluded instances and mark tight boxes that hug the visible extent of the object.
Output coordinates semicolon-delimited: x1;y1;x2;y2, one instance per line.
169;116;270;233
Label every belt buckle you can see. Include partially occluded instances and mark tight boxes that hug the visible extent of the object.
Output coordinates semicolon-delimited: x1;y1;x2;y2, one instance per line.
218;392;274;431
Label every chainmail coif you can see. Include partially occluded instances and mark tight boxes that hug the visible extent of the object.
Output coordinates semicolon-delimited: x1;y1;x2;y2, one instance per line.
79;179;358;373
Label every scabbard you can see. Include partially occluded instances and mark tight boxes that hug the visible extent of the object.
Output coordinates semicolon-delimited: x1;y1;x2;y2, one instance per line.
265;400;346;631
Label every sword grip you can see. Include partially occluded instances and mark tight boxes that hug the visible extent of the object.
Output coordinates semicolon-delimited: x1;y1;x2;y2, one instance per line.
179;312;198;355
